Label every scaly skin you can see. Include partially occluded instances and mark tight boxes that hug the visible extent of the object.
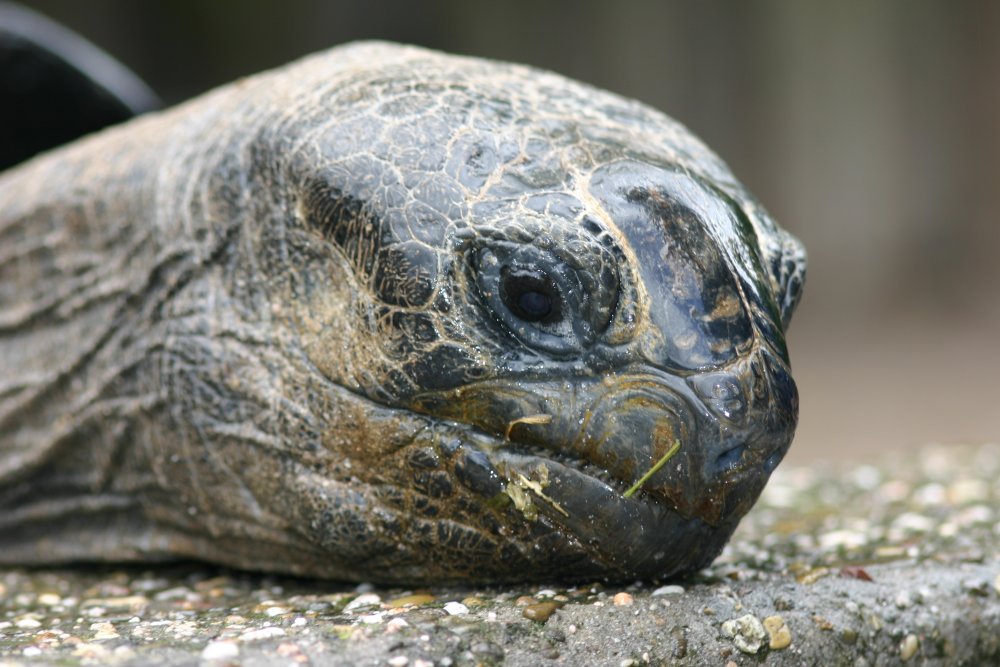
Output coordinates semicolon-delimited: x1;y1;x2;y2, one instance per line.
0;42;805;583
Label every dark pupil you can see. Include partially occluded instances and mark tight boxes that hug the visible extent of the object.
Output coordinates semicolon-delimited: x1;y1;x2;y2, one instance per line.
501;268;557;322
517;290;552;319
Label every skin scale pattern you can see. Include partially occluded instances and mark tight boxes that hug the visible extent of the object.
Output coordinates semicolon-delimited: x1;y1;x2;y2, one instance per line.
0;42;805;584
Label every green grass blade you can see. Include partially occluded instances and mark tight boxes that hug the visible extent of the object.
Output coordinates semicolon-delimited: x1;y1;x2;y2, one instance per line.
622;439;681;498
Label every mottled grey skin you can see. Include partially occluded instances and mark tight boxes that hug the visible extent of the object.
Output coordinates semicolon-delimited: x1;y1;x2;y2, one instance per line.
0;42;805;584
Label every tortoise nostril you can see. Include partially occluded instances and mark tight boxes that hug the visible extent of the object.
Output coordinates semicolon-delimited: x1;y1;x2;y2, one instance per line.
713;443;747;473
690;373;747;422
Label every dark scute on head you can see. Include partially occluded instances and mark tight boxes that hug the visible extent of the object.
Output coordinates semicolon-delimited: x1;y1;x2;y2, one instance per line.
412;470;454;500
772;232;807;329
373;240;439;307
302;177;384;278
403;342;484;392
0;3;159;171
454;449;505;498
379;309;439;357
632;186;752;362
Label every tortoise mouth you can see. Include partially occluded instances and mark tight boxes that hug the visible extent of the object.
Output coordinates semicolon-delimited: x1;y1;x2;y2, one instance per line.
407;376;699;500
403;355;796;578
436;421;739;579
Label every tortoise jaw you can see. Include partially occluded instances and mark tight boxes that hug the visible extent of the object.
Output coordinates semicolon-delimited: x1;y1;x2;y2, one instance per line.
485;448;738;578
409;349;796;578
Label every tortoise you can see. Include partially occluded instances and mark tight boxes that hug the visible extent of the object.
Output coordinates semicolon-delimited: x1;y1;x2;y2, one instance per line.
0;29;805;583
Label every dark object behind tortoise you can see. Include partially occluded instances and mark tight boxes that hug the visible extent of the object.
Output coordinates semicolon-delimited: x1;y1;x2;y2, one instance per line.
0;2;159;170
0;41;804;584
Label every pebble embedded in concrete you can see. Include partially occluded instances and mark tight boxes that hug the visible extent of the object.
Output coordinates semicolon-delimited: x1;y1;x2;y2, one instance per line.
763;615;792;650
201;640;239;662
443;601;469;615
721;614;767;654
613;592;634;606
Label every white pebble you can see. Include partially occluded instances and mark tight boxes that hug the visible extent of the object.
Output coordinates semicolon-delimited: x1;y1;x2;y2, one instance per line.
201;641;239;661
22;647;42;657
388;657;409;667
443;601;469;616
292;616;307;627
913;483;946;507
948;478;990;505
899;634;919;661
721;614;767;654
386;618;409;632
851;465;881;490
760;482;797;508
955;505;993;526
344;593;381;611
239;626;286;642
818;530;867;551
15;616;41;629
264;606;289;617
892;512;935;533
651;585;685;596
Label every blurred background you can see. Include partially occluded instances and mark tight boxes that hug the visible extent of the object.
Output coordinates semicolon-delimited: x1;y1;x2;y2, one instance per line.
10;1;1000;464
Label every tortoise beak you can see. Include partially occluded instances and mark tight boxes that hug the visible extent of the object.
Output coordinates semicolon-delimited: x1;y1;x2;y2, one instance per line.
565;345;797;524
484;347;797;578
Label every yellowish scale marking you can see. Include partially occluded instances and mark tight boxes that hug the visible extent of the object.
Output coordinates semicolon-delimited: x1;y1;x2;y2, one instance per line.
504;413;552;441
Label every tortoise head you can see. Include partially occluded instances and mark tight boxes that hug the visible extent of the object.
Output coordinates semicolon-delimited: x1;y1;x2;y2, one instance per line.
263;49;805;581
401;158;803;577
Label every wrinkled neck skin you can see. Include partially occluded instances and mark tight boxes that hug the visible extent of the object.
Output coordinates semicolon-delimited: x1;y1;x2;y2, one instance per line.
0;43;803;583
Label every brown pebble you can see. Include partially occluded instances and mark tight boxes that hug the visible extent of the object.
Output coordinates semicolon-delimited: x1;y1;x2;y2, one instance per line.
670;626;688;659
763;615;792;650
812;615;834;631
386;594;435;608
515;595;535;606
89;622;119;641
613;592;634;606
795;566;831;585
522;602;561;623
839;566;874;582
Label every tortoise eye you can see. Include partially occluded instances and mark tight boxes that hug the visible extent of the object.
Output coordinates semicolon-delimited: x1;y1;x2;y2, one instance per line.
500;268;560;323
517;290;552;320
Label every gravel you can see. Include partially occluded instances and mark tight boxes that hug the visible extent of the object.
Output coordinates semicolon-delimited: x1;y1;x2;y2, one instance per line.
1;442;998;666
